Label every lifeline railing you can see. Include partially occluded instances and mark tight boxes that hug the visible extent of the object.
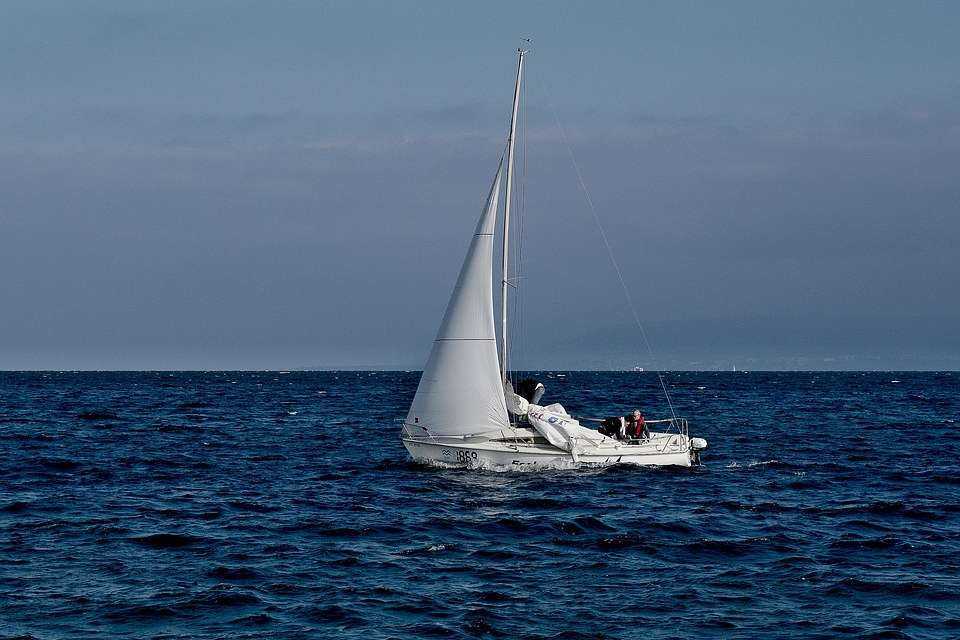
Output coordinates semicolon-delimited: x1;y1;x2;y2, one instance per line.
397;420;505;446
644;417;689;453
647;417;689;438
576;416;688;435
576;415;690;452
398;419;444;446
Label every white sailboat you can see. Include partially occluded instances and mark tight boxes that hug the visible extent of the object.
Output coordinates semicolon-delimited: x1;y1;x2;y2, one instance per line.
400;49;707;470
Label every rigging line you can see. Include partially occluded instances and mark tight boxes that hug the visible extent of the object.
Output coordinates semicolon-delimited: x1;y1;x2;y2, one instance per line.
497;140;521;433
508;68;527;388
537;76;678;421
499;137;510;382
516;60;528;381
514;41;531;386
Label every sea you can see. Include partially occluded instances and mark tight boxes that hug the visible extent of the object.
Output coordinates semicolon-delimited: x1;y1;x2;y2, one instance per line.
0;371;958;639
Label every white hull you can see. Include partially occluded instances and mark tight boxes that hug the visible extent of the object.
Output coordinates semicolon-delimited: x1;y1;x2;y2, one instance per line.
401;431;699;471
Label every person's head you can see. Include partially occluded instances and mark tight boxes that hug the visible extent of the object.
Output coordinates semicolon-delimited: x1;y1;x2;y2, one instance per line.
633;409;641;419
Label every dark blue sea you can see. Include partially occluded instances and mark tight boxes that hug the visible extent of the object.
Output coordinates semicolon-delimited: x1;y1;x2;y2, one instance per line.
1;371;958;639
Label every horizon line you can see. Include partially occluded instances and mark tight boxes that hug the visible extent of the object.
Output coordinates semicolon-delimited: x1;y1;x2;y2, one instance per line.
2;368;956;374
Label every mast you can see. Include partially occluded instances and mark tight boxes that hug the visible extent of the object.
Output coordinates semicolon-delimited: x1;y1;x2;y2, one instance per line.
500;47;526;382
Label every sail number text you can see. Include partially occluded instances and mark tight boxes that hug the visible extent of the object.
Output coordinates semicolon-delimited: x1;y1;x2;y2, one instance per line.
442;448;478;463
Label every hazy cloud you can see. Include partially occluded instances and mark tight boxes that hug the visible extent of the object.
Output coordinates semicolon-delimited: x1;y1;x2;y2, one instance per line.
1;2;958;369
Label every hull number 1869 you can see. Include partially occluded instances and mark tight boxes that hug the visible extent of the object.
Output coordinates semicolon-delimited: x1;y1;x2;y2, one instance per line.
455;450;478;464
441;448;479;464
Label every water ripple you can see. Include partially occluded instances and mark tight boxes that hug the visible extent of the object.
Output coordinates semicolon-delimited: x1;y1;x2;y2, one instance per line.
0;370;958;638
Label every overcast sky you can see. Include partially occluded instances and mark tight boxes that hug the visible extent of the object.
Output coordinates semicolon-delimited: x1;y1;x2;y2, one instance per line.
1;1;958;370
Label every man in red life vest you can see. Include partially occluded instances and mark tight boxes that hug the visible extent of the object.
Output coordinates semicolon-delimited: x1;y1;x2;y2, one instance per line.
598;409;649;441
626;409;649;440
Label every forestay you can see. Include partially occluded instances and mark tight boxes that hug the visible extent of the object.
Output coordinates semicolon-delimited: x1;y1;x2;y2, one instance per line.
405;164;511;438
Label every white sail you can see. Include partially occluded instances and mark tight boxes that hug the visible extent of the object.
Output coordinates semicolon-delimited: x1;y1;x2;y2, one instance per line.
405;164;510;438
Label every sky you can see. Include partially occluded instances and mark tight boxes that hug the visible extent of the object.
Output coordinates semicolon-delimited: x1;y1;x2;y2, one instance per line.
1;1;958;370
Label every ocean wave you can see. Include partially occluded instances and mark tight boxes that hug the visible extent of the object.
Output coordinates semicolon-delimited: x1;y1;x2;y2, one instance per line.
129;532;211;549
300;604;366;626
35;457;80;472
76;410;120;421
826;577;960;601
208;565;260;580
400;543;457;556
103;603;179;621
808;500;946;521
186;584;262;608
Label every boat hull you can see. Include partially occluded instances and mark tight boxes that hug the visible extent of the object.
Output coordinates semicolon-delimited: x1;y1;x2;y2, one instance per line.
401;432;698;471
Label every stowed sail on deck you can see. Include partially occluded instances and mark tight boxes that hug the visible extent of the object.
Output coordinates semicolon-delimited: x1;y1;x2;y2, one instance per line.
404;163;510;439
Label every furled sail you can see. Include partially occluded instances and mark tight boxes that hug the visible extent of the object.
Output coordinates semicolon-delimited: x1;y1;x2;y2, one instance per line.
405;163;510;438
527;404;580;458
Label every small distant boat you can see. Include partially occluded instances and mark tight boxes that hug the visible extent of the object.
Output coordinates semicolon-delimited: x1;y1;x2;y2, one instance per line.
400;49;706;470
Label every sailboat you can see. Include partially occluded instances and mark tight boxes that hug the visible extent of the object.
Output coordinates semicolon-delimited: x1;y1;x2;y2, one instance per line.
400;49;707;470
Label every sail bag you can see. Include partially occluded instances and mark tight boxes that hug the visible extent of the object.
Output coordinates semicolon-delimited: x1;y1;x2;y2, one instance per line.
527;403;585;462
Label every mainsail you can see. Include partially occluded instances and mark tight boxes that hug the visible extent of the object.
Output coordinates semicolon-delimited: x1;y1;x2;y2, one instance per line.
405;163;510;438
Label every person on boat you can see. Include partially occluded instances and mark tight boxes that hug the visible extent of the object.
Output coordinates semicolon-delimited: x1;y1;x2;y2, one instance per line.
598;416;624;440
625;409;649;441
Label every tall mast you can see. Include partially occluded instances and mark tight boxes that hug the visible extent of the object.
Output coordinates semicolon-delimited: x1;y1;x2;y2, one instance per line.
500;47;525;382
